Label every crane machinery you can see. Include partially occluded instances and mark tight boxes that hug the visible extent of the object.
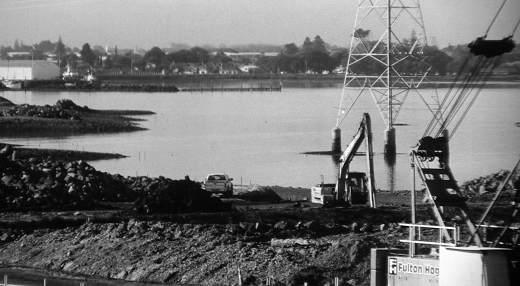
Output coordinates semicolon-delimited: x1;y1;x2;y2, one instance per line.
311;113;376;207
370;0;520;284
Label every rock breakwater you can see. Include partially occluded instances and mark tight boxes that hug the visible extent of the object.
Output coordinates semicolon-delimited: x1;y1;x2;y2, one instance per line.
0;145;227;213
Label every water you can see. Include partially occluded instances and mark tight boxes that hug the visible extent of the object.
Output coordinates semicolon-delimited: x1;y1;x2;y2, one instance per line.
1;87;519;190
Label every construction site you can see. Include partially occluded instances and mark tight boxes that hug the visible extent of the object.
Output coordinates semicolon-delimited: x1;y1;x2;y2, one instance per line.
1;0;520;285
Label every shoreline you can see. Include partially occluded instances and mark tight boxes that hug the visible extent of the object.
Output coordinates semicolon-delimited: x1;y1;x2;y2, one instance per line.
0;143;516;284
2;75;520;92
10;145;126;161
0;97;154;137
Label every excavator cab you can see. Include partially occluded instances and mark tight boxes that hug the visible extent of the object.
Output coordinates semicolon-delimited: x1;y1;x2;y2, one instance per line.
346;172;368;204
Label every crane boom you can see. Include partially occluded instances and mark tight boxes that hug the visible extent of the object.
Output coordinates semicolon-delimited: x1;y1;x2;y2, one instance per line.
335;113;376;207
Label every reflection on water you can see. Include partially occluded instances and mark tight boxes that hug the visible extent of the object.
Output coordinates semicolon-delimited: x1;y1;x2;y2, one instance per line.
385;160;396;192
1;87;518;190
384;149;396;192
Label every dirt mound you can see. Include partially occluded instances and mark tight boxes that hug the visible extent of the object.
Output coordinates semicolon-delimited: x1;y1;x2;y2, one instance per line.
131;176;229;213
4;100;82;120
0;99;151;136
0;220;403;285
0;147;227;213
55;99;84;110
460;170;518;201
237;187;283;203
0;96;14;108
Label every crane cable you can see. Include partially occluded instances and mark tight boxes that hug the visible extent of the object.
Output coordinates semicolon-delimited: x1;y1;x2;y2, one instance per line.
439;58;496;138
434;57;488;137
484;0;508;37
422;57;470;136
423;0;516;139
449;58;501;137
512;17;520;35
422;56;473;137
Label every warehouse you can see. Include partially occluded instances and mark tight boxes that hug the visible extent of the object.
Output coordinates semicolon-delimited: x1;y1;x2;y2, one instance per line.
0;60;60;80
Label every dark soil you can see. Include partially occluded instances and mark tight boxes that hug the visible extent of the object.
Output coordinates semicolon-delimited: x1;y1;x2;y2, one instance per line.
0;98;153;136
0;144;517;285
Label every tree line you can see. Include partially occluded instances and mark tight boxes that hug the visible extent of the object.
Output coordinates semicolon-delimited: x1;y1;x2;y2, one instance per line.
1;36;519;75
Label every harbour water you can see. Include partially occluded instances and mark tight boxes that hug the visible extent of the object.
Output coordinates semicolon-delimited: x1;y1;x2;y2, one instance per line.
1;87;519;190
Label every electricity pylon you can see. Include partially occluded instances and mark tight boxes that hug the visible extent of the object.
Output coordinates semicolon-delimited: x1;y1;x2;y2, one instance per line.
334;0;434;161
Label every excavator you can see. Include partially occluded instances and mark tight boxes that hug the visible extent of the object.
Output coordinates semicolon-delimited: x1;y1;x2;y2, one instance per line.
311;113;376;207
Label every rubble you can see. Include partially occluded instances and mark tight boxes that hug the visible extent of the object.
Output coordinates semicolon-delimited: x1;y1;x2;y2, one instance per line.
0;145;227;213
0;221;404;285
460;170;518;200
236;187;282;203
3;99;83;120
0;99;153;135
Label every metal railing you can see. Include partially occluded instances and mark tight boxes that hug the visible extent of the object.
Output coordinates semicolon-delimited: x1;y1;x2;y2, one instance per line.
477;224;520;247
399;223;460;251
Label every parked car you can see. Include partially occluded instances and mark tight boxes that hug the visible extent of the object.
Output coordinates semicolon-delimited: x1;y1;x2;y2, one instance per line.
203;174;233;197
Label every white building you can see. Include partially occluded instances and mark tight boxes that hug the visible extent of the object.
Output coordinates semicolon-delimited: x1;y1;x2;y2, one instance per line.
239;64;259;73
0;60;60;80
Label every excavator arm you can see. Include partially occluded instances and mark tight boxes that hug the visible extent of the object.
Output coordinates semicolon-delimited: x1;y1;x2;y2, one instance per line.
335;113;376;207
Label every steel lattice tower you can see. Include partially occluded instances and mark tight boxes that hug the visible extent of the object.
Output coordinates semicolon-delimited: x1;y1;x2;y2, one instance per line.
335;0;435;160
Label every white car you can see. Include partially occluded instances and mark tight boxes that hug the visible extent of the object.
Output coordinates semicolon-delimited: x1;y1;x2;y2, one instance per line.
203;174;233;197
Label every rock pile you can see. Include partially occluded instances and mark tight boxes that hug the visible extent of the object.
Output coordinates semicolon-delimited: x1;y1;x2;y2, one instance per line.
3;99;84;120
0;96;15;108
0;145;227;213
460;170;518;198
0;147;125;210
237;187;282;203
129;176;229;213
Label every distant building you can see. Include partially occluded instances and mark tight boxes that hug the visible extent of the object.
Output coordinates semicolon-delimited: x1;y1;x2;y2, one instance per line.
6;51;32;59
210;51;280;64
0;60;60;80
239;64;259;73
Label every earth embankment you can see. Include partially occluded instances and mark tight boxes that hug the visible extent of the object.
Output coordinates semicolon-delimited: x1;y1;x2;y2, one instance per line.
0;97;154;136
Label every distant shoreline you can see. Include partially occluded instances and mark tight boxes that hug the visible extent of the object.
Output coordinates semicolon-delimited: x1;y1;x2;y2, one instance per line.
2;74;519;92
0;97;154;137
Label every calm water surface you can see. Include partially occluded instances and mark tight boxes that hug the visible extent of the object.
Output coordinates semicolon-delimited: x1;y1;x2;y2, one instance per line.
1;87;519;190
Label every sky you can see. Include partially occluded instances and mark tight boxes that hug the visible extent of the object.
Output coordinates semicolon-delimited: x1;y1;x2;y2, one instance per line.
1;0;519;49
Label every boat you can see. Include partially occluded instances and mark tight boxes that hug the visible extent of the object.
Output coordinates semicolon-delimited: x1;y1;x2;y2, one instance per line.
1;79;22;90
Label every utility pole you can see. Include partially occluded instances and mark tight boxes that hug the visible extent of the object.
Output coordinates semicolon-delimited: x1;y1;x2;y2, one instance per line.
335;0;434;162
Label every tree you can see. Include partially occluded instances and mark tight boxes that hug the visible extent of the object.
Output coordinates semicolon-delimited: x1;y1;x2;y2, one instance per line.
282;43;299;55
354;28;370;39
307;51;335;73
302;37;313;54
35;40;56;53
312;35;327;53
111;55;132;70
143;46;167;70
424;46;452;75
331;48;349;67
167;49;194;63
212;51;232;63
256;56;280;73
190;47;209;63
80;43;97;67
